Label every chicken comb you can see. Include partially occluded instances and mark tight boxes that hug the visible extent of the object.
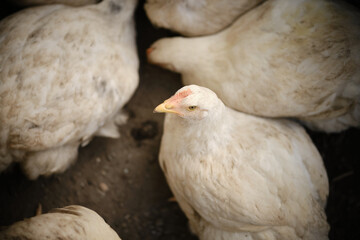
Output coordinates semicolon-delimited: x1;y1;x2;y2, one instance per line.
172;88;192;101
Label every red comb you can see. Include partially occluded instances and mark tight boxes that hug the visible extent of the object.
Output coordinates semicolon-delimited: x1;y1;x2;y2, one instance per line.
166;88;193;105
173;88;192;101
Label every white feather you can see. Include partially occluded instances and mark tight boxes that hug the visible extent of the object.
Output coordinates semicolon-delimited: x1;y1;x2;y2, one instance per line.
0;205;121;240
157;85;329;240
10;0;97;7
0;0;139;179
144;0;264;36
148;0;360;132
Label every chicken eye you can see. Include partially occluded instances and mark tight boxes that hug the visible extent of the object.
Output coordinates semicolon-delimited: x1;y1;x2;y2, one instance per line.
187;106;197;111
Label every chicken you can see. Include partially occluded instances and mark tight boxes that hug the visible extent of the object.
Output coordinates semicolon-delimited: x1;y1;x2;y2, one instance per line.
148;0;360;133
154;85;329;240
144;0;264;36
0;0;139;179
8;0;97;7
0;205;121;240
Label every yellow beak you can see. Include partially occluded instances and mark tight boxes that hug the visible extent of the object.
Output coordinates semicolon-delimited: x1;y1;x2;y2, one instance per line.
154;102;180;115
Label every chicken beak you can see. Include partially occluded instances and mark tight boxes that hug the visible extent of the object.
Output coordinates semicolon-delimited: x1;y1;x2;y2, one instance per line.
153;102;180;115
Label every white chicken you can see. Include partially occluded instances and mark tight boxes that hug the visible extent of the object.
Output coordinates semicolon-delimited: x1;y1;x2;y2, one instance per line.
0;205;121;240
148;0;360;133
0;0;139;179
154;85;329;240
8;0;97;7
144;0;264;36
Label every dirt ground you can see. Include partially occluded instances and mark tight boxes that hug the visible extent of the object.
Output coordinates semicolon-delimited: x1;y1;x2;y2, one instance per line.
0;1;359;240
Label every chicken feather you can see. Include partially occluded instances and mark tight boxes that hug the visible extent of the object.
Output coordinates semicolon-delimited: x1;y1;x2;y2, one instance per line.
148;0;360;132
156;85;329;240
0;205;121;240
0;0;139;179
144;0;264;36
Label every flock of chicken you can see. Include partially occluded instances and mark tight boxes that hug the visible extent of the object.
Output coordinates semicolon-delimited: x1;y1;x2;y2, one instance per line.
0;0;359;239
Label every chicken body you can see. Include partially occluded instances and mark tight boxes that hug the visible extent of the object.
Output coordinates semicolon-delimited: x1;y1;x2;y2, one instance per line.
144;0;264;36
0;205;121;240
9;0;97;7
0;0;139;179
157;85;329;240
148;0;360;132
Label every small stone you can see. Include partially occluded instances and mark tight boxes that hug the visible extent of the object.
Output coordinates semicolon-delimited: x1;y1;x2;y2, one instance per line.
96;157;101;163
99;182;109;192
123;168;129;174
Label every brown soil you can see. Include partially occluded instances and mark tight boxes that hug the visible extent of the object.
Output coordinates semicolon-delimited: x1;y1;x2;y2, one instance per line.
0;1;359;240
